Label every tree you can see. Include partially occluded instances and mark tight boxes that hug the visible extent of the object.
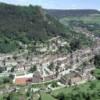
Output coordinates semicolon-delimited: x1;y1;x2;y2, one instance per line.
3;77;10;84
9;74;14;80
94;54;100;67
57;93;65;100
0;67;5;73
89;82;96;90
68;79;72;86
48;62;54;71
70;39;81;51
55;65;59;77
38;94;42;100
29;65;37;73
7;93;19;100
51;81;58;88
10;66;15;72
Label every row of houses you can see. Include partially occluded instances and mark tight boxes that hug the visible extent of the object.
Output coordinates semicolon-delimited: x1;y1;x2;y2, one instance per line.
60;65;95;85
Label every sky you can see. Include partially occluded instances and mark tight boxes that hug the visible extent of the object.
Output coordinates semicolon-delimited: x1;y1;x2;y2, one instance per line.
0;0;100;10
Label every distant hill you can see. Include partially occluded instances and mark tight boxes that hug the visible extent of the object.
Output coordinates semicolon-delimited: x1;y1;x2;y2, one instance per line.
46;9;100;18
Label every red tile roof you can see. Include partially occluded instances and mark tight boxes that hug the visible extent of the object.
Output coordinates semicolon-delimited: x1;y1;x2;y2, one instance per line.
15;77;27;85
15;77;32;85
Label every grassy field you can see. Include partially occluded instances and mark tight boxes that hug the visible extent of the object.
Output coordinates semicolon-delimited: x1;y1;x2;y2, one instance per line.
0;95;3;100
41;93;56;100
39;80;100;100
38;68;100;100
51;80;100;97
60;14;100;25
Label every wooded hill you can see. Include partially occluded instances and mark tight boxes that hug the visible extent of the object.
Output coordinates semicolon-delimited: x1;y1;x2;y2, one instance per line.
46;9;100;18
0;3;66;40
0;3;93;53
0;3;67;53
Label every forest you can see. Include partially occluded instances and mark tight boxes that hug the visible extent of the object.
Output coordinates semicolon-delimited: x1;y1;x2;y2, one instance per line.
0;3;66;53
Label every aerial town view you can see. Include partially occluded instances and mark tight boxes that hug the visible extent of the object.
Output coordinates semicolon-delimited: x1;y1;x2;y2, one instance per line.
0;0;100;100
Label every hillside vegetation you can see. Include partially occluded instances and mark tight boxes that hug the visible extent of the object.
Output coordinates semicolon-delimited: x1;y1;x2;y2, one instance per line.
0;3;66;53
0;3;94;53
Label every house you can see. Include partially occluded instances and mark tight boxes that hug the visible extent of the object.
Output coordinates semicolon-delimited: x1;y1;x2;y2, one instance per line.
71;76;82;85
14;73;33;85
32;71;43;83
15;77;32;85
44;74;56;81
60;71;82;85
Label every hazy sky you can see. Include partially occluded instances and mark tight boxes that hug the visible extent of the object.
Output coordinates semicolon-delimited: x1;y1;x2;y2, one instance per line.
0;0;100;10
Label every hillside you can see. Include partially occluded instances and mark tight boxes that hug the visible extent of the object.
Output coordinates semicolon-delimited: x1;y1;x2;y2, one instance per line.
0;3;66;53
60;14;100;38
46;9;100;18
0;3;94;53
0;3;67;39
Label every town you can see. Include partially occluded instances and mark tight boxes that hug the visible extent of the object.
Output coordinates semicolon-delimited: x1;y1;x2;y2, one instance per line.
0;35;100;97
0;2;100;100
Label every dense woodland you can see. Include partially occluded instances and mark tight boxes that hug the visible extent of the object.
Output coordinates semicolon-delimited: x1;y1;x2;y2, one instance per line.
0;3;67;53
0;3;66;39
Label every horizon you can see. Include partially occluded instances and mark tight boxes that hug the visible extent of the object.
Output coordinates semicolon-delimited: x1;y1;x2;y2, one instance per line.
0;2;99;11
0;0;100;10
